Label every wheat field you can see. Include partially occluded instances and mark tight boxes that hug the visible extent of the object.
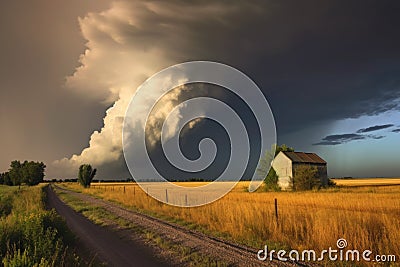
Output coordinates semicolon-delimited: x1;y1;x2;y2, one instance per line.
332;178;400;187
61;181;400;259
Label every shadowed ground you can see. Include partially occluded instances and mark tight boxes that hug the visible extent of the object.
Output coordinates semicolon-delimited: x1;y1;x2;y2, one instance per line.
46;186;167;267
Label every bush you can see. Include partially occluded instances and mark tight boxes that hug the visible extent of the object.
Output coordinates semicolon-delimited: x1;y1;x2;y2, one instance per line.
263;168;280;191
291;165;321;191
0;211;70;266
2;248;38;267
327;178;336;187
0;185;80;266
0;195;12;217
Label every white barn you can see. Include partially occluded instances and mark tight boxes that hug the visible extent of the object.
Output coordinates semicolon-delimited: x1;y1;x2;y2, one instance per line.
272;151;328;190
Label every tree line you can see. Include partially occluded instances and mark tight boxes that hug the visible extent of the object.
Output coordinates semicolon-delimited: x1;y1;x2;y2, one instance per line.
0;160;46;186
0;160;99;188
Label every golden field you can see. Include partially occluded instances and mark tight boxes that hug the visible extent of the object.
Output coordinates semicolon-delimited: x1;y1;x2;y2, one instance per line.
60;181;400;260
332;178;400;187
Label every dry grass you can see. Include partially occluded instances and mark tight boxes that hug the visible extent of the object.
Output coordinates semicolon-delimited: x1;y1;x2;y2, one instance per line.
61;182;400;259
332;178;400;186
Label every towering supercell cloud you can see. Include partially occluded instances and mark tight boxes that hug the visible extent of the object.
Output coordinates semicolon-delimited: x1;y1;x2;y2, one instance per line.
44;0;400;179
52;1;237;178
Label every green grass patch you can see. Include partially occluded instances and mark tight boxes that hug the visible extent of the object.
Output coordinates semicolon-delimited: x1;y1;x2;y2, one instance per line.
0;184;85;266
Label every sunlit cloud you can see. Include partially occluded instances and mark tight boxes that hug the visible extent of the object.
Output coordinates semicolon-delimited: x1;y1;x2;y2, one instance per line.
52;1;238;177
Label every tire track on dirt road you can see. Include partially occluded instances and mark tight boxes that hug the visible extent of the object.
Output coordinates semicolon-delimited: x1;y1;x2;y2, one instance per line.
46;186;169;267
51;185;307;267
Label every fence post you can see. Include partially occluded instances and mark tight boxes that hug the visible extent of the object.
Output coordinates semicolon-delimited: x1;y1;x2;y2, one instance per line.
165;189;168;203
124;186;126;193
146;188;149;205
274;198;279;225
185;194;188;206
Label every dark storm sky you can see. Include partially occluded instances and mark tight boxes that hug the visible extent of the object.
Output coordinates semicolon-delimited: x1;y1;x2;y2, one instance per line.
1;0;399;178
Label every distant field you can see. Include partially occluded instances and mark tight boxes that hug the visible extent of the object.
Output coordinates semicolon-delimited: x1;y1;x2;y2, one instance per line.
89;178;400;188
60;181;400;263
332;178;400;186
89;181;250;190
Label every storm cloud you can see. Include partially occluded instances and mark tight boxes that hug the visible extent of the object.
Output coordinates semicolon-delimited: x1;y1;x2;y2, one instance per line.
356;124;394;133
313;134;365;146
53;0;400;178
1;1;400;178
313;131;388;146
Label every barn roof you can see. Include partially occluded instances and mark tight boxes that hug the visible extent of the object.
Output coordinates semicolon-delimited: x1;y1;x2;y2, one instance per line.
281;151;326;164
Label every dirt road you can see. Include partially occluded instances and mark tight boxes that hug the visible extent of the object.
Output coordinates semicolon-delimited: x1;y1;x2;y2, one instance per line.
48;185;303;267
46;186;168;267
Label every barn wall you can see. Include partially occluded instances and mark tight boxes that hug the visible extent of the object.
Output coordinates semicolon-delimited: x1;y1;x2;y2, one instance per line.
318;165;328;186
272;152;292;190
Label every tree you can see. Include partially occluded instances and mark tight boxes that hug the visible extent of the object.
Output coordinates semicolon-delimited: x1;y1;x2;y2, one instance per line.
291;165;320;191
1;172;12;185
274;144;294;156
78;164;96;188
8;160;22;186
7;160;46;186
22;161;46;185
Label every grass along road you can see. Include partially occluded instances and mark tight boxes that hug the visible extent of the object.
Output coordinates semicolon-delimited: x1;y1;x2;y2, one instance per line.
0;184;88;266
52;184;297;267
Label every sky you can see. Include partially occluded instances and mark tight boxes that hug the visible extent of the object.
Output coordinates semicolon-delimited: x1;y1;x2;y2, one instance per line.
0;0;399;180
